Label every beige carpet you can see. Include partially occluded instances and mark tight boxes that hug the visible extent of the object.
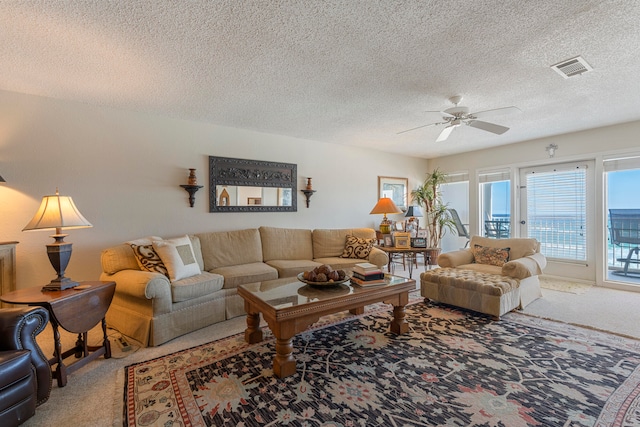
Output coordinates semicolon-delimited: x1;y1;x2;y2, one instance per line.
539;275;593;294
20;270;640;426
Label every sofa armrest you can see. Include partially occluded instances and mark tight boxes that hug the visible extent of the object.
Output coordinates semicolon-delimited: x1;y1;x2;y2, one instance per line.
437;249;474;267
0;307;51;405
368;247;389;268
502;253;547;279
100;270;171;300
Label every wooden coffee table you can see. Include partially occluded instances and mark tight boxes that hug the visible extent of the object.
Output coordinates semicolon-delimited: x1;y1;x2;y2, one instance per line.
0;281;116;387
238;274;415;378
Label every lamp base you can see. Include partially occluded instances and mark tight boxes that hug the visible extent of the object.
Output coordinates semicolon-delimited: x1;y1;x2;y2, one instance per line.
42;238;78;291
42;277;80;291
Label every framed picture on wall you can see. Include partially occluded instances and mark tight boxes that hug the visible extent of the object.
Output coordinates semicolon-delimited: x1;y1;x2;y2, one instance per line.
378;176;408;211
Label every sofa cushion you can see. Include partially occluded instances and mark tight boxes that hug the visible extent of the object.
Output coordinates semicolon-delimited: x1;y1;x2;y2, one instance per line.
472;244;510;266
341;235;374;259
129;243;169;277
210;262;278;289
153;235;201;282
469;236;538;260
197;229;263;270
312;228;377;258
170;271;224;302
101;244;140;275
265;259;322;278
189;235;205;271
259;227;314;261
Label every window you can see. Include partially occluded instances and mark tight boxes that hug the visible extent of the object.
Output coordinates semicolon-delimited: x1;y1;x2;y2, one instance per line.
479;170;511;239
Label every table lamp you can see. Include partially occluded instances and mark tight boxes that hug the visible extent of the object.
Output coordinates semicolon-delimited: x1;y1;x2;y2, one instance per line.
405;205;423;235
23;189;93;291
370;197;402;234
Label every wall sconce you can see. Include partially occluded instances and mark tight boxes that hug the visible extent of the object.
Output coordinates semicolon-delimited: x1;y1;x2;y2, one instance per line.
180;168;203;207
545;144;558;158
301;177;316;208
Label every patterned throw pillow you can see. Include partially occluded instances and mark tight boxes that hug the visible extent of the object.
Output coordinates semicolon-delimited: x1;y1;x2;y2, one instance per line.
472;244;511;267
341;235;375;259
129;244;169;277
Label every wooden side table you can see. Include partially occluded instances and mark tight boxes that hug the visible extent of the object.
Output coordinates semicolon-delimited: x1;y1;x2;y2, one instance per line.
0;281;116;387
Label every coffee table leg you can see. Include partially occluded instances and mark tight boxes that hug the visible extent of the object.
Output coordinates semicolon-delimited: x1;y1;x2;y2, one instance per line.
274;336;296;378
244;312;263;344
390;305;409;335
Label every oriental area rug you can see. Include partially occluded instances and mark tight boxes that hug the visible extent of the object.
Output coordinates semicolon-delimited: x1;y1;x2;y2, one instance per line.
123;301;640;427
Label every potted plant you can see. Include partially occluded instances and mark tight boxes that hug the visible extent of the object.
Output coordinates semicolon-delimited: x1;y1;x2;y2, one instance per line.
411;169;456;258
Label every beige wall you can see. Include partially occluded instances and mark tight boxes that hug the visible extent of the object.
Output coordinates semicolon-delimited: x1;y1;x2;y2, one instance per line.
0;90;429;290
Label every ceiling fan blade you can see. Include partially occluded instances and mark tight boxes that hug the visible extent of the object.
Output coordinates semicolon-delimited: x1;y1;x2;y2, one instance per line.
468;120;509;135
396;122;442;135
425;110;455;118
470;106;521;119
436;125;455;142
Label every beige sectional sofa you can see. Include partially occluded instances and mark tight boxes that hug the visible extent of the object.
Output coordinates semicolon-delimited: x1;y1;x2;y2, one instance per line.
420;236;546;319
100;227;387;346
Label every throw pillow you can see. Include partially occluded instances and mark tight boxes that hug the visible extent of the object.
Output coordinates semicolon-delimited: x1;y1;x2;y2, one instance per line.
129;243;169;277
341;235;374;259
472;244;511;267
152;235;201;282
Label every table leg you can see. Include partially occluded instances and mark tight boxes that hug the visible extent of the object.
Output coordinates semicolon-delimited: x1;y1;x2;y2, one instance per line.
102;318;111;359
274;336;296;378
50;319;68;387
244;312;263;344
349;307;364;315
407;253;414;279
390;304;409;335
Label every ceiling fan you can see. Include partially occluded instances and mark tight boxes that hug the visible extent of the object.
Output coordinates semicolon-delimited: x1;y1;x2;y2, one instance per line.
398;95;521;142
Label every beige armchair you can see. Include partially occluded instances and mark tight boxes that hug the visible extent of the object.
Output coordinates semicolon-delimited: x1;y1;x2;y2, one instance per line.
421;236;546;319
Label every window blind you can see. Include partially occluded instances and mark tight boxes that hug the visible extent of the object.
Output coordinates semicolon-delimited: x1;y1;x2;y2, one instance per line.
525;165;587;261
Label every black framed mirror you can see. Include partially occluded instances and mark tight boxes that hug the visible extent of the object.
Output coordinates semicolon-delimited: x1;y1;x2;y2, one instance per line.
209;156;297;212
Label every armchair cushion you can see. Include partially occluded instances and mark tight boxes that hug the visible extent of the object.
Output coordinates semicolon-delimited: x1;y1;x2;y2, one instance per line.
502;253;547;279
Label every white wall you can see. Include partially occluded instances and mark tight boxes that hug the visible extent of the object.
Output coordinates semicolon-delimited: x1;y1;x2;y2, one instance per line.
0;90;429;290
429;120;640;286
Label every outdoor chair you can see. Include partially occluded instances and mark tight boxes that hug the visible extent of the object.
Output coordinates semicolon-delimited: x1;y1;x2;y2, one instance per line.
609;209;640;277
449;208;470;248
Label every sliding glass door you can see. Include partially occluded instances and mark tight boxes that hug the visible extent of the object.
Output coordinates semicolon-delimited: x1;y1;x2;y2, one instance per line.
479;170;511;239
519;161;595;279
604;156;640;286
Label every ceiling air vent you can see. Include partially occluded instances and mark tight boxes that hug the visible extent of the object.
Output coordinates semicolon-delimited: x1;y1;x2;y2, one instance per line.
551;56;593;78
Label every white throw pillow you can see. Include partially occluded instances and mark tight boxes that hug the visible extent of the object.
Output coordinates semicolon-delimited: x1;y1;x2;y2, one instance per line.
152;235;201;282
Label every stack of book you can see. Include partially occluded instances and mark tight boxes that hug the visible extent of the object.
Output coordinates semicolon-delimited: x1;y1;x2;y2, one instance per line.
351;262;386;286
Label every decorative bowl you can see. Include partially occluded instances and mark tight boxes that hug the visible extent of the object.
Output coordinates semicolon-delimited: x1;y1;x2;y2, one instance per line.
296;272;350;287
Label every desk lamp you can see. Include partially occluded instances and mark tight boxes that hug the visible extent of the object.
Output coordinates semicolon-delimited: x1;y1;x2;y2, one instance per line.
370;197;402;234
23;189;92;291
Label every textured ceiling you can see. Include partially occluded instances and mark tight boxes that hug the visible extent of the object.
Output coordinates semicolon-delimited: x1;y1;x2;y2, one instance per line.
2;1;640;158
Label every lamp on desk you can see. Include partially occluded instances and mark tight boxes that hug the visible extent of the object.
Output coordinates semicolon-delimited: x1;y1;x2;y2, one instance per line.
405;205;423;236
370;197;402;234
23;189;92;291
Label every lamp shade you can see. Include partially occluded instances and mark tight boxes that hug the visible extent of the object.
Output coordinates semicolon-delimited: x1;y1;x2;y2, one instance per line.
405;206;423;217
369;197;402;215
23;191;92;234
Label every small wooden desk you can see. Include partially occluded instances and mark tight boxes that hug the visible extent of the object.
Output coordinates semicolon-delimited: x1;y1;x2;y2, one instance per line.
0;281;116;387
377;246;439;278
